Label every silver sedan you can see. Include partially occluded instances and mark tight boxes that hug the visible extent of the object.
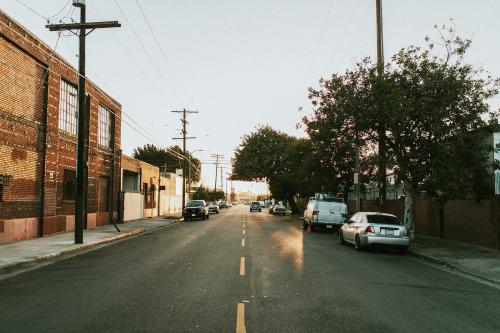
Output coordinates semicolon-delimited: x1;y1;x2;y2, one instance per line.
339;212;410;253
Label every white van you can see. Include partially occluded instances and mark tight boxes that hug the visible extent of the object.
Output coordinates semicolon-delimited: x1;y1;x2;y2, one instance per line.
303;194;348;231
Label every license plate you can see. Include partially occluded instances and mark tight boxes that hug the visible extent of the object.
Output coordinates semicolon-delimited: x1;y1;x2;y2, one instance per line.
326;225;333;229
191;214;196;217
385;229;394;235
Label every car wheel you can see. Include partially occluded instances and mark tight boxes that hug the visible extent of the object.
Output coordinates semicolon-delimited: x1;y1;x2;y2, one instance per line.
202;213;206;220
339;231;346;245
206;213;210;219
354;234;362;251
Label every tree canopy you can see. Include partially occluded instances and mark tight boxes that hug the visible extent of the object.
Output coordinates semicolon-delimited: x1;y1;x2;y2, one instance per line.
132;144;202;184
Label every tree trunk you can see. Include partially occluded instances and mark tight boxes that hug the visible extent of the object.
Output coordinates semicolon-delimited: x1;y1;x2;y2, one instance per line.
288;194;299;215
403;181;415;240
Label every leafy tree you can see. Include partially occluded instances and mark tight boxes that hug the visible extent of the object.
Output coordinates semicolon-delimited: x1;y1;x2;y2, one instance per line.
192;186;224;201
381;26;499;235
132;144;201;184
302;24;498;238
232;126;317;213
303;59;378;200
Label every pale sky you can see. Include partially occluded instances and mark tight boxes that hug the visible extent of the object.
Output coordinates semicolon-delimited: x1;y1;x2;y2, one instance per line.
3;0;500;194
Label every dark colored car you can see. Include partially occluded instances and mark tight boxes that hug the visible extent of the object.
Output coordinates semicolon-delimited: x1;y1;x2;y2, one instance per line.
184;200;209;221
250;201;261;212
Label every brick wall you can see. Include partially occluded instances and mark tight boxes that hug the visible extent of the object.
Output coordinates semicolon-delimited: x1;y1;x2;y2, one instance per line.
0;9;122;243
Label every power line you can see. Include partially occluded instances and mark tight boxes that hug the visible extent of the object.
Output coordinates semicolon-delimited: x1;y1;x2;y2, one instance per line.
134;0;193;106
1;17;188;164
112;0;185;106
303;0;335;82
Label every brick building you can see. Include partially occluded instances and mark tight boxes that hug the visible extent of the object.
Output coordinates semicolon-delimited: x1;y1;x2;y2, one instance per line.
0;10;121;243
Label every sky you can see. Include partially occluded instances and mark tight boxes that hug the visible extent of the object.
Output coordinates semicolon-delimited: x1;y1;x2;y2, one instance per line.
3;0;500;194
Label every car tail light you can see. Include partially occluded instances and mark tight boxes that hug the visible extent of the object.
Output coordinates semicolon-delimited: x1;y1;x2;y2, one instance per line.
365;226;375;233
312;210;319;216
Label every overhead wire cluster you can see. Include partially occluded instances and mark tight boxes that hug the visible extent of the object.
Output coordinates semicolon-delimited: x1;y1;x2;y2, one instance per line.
6;0;201;174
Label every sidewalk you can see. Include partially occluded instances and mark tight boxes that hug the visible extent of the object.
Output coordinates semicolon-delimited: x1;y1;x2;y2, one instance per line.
0;216;180;275
409;235;500;285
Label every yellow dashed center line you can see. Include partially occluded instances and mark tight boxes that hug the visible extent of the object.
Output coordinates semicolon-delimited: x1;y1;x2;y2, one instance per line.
236;303;246;333
241;238;245;247
240;257;245;276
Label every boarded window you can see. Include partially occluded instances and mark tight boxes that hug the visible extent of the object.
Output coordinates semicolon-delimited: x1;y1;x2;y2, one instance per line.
59;79;78;135
63;170;76;200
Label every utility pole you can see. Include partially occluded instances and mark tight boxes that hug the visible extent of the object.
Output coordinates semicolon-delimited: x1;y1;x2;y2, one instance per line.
172;109;198;209
210;154;224;192
376;0;387;208
220;166;225;194
46;0;120;244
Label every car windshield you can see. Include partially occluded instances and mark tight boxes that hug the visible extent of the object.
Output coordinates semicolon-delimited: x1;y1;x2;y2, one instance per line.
186;201;204;207
367;215;402;225
251;202;259;205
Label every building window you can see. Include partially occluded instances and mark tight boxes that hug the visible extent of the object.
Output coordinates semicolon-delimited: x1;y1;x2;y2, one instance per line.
63;170;76;200
59;79;78;135
98;104;113;148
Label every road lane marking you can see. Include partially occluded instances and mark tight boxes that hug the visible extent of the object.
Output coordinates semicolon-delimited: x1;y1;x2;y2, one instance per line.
236;303;246;333
242;238;245;247
243;229;245;235
240;257;245;276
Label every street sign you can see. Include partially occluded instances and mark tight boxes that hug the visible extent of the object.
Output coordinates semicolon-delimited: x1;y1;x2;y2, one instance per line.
176;169;183;176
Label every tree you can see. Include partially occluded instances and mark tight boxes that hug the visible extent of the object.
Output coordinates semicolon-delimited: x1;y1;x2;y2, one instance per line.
302;24;499;239
192;186;224;201
380;25;499;236
232;126;317;213
132;144;201;184
303;58;379;200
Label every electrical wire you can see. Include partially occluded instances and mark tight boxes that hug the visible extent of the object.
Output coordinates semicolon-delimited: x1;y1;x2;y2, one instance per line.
112;0;185;106
0;16;199;169
134;0;194;106
303;0;335;83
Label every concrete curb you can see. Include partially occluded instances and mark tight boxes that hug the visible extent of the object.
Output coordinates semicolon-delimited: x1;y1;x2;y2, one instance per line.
408;249;500;287
0;227;145;275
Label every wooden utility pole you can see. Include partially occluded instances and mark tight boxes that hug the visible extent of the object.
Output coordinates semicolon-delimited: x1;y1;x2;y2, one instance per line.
376;0;387;207
210;154;224;192
46;0;120;244
172;109;198;208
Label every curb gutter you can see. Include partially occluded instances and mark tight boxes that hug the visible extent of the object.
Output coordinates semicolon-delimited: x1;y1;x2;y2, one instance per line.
408;249;500;287
0;227;145;275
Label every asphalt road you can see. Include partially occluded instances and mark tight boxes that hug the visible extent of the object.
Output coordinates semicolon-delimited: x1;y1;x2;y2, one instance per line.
1;205;500;333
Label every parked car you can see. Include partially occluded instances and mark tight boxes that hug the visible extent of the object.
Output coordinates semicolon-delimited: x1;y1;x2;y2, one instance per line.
184;200;209;221
219;201;229;209
303;195;348;231
208;201;220;214
268;204;275;214
227;202;232;208
272;205;287;216
339;212;410;253
250;201;261;212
